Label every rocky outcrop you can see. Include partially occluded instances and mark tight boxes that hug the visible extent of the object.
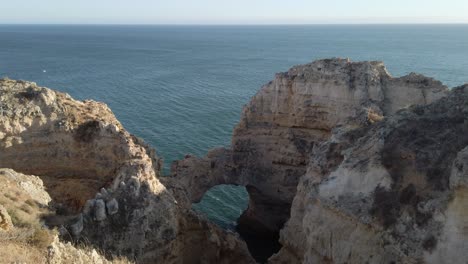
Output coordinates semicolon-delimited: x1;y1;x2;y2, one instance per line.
169;58;449;258
271;84;468;263
3;58;467;264
0;167;132;263
48;236;128;264
0;78;147;210
168;59;468;264
0;78;254;264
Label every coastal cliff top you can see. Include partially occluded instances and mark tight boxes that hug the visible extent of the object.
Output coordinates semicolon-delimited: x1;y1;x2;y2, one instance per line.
0;77;123;134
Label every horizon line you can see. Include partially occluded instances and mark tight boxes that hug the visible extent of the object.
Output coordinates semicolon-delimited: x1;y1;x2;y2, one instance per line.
1;22;468;26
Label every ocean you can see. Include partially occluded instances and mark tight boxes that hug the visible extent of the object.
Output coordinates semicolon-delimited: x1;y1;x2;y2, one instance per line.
1;24;467;229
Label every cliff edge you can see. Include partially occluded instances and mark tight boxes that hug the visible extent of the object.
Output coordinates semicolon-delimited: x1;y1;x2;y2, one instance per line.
0;77;254;263
168;58;468;263
2;58;467;264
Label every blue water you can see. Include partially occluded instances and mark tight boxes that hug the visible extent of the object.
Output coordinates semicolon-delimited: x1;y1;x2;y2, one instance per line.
1;25;468;229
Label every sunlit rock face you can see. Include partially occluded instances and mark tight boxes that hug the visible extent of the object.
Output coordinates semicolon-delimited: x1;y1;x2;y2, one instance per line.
231;58;448;235
169;59;449;261
271;85;468;264
0;78;136;209
0;78;254;264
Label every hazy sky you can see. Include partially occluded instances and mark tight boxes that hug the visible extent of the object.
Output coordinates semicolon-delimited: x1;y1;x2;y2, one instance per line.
1;0;468;24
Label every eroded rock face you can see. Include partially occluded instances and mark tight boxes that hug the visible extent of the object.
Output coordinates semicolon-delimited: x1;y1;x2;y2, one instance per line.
48;235;127;264
231;58;448;233
0;78;151;210
169;58;448;242
0;168;132;264
0;78;254;264
271;85;468;263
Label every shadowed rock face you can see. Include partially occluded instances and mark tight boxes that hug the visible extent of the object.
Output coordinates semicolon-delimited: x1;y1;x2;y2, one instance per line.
0;78;255;264
168;58;449;261
271;85;468;264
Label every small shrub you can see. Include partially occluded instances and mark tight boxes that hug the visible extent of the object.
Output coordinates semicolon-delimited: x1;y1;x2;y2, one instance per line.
20;204;32;214
24;199;37;208
4;193;19;202
74;120;101;143
399;184;416;204
370;186;400;228
422;235;437;252
28;226;54;249
7;209;31;228
16;87;40;100
416;211;432;226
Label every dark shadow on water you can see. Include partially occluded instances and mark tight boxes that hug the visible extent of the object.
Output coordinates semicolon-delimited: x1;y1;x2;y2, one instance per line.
192;184;282;263
236;225;282;263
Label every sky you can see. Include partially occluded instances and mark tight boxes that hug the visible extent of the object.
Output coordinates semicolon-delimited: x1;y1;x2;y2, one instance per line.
1;0;468;24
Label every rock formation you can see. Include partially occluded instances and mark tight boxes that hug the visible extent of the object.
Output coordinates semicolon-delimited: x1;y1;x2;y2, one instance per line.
0;78;254;264
0;167;131;263
2;58;468;264
171;59;468;263
270;84;468;263
168;58;449;260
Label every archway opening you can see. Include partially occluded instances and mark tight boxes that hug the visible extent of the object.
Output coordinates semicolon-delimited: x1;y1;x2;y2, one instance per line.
192;184;282;263
192;185;248;230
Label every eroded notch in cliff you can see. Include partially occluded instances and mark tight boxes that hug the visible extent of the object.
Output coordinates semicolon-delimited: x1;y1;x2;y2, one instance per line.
193;184;283;263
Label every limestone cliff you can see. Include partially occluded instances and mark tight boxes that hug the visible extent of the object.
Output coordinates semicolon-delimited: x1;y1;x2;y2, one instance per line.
2;57;467;264
0;78;254;264
168;58;468;263
168;58;448;249
0;168;130;264
271;84;468;263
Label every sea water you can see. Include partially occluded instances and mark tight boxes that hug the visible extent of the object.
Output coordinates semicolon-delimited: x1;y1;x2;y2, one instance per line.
1;24;468;229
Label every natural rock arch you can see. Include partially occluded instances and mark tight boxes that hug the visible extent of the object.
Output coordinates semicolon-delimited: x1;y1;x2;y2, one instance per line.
166;58;449;263
177;178;284;263
192;184;249;230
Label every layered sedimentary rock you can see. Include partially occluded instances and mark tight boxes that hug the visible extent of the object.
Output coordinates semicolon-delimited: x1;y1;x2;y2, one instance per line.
271;84;468;263
0;78;254;264
0;78;142;210
170;58;448;238
168;58;468;263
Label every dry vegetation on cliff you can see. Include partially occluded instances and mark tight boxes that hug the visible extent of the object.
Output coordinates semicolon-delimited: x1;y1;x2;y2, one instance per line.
0;169;55;263
0;169;135;264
